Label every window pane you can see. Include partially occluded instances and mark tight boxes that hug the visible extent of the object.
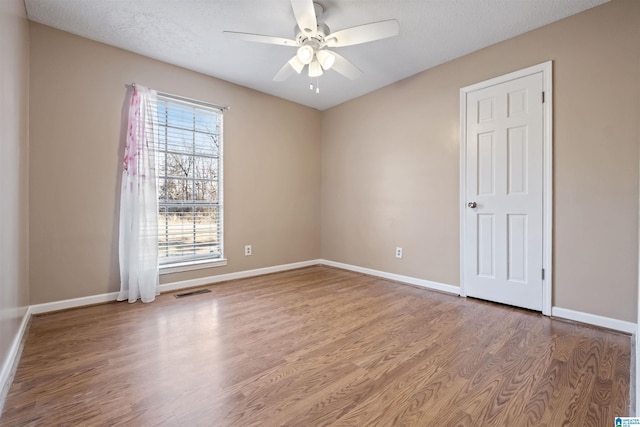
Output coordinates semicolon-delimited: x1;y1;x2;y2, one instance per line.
164;154;193;179
158;205;221;263
194;132;219;157
197;181;218;203
158;177;167;200
194;157;218;180
194;108;218;133
162;178;192;202
167;129;193;153
154;93;223;266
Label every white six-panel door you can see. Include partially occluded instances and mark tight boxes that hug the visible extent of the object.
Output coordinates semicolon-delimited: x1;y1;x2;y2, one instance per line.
462;70;545;311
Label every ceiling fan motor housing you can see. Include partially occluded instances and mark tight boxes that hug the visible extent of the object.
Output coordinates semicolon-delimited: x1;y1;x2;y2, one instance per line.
295;22;330;46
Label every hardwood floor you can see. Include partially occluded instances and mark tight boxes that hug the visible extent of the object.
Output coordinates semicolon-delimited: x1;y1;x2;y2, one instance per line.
0;266;631;426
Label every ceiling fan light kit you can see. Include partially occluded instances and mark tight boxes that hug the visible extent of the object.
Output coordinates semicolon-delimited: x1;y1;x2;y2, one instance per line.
315;49;335;70
223;0;400;90
288;56;305;73
296;45;315;64
308;61;323;77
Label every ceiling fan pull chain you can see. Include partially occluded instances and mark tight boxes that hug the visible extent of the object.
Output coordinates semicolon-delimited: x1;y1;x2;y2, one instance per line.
316;77;320;94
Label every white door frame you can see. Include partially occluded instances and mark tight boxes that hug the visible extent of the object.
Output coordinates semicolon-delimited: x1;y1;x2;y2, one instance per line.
459;61;553;316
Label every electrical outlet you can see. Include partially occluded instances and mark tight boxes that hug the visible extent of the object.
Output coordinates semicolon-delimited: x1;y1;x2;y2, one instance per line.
245;245;252;256
395;247;403;259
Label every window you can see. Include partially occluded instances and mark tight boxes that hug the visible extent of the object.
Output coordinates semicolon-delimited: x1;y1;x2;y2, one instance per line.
154;93;224;269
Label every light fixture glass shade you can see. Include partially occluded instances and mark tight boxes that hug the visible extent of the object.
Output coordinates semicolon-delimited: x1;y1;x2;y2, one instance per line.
309;61;323;77
316;50;336;70
288;56;304;73
296;45;314;65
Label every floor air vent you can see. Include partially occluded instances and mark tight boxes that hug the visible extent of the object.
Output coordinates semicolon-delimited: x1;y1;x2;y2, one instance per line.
174;289;212;298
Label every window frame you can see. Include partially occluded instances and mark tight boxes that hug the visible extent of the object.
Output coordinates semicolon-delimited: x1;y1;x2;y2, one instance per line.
153;92;226;274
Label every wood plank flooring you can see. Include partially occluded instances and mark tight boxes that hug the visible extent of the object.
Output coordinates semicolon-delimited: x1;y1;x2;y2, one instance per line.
0;266;631;426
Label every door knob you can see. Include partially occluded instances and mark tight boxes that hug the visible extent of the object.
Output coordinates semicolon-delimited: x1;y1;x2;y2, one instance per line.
468;201;477;208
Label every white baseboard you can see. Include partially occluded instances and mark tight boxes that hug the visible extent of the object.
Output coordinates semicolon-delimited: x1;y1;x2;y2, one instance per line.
0;306;31;412
631;331;637;416
319;259;461;295
636;331;640;416
159;259;322;293
551;307;637;335
29;292;120;315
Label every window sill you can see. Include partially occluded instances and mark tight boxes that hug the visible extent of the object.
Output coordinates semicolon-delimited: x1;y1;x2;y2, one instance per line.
159;258;228;275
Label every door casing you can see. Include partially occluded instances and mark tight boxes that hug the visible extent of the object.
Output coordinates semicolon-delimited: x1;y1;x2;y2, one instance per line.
459;61;553;316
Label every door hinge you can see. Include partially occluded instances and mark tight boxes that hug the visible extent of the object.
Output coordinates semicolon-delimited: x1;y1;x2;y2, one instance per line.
542;91;545;103
541;268;545;280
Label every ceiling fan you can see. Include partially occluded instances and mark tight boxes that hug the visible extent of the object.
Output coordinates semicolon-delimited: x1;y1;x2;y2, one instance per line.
223;0;400;84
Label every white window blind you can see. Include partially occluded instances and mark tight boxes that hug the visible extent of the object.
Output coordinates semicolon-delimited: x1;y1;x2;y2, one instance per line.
154;93;224;266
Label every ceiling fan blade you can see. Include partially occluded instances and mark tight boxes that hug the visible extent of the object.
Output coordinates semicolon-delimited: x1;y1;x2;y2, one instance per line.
291;0;317;37
330;52;363;80
223;31;298;47
273;56;305;82
325;19;400;47
273;61;296;82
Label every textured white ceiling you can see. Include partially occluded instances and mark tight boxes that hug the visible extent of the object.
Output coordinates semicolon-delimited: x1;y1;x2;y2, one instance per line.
24;0;608;110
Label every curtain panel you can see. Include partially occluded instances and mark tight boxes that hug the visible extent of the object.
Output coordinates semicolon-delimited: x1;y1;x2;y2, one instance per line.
118;85;160;303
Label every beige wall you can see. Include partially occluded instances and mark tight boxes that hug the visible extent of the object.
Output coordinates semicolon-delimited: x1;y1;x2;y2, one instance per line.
0;0;30;388
321;0;640;322
29;24;321;304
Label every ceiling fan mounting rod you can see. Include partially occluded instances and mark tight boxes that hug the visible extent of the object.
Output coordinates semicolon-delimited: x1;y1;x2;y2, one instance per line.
313;1;325;19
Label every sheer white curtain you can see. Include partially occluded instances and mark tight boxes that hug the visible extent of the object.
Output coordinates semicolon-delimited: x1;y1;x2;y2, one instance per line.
118;84;159;303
